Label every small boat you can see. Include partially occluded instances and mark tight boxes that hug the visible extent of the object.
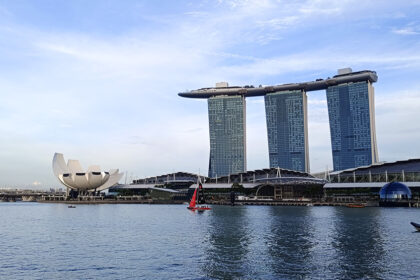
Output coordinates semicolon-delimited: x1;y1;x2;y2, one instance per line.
68;205;76;208
187;183;211;211
346;203;365;208
410;222;420;231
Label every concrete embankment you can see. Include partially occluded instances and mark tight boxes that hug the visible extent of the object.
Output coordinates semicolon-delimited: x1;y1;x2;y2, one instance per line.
211;200;374;207
36;196;420;207
37;196;381;206
38;199;184;205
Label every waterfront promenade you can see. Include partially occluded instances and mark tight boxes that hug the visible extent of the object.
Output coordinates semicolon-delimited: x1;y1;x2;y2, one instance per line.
2;188;419;207
0;189;64;202
29;194;420;207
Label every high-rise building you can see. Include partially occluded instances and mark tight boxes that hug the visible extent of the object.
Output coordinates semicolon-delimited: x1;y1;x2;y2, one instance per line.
265;90;309;172
326;80;378;171
179;69;378;175
208;95;246;178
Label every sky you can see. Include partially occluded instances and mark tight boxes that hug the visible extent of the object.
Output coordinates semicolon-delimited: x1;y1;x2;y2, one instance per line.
1;0;420;189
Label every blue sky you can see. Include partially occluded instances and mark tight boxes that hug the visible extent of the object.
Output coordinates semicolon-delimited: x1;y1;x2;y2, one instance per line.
1;0;420;188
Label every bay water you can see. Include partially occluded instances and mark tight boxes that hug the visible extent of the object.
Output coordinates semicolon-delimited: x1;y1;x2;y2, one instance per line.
0;203;419;279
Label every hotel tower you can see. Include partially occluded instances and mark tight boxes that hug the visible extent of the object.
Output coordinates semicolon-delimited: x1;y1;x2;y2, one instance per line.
179;68;379;176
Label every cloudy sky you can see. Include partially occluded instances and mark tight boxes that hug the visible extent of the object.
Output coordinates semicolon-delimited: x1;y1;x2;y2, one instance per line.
1;0;420;188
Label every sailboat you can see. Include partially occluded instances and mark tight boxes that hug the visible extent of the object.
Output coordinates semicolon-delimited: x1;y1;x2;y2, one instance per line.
187;183;211;211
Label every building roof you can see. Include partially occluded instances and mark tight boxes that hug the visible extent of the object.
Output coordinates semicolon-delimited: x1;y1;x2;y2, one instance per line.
132;171;206;184
111;184;180;193
206;167;315;183
189;176;326;189
330;158;420;175
189;183;260;189
324;182;420;188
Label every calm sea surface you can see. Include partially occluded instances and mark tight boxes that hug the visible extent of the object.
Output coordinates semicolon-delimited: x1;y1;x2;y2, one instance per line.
0;203;419;279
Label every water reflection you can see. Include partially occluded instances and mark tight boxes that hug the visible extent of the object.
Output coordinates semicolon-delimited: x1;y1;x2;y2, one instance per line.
2;204;419;279
202;206;250;280
264;207;315;279
331;208;385;279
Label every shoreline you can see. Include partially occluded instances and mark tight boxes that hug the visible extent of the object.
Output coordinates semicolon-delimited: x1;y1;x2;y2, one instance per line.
37;199;184;205
34;199;380;207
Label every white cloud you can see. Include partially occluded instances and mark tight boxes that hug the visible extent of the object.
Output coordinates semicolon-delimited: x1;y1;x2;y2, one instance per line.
392;27;420;35
298;0;348;15
211;50;420;82
256;16;299;30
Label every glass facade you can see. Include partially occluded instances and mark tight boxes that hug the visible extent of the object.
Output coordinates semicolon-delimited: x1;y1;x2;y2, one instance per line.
326;81;378;171
264;90;309;172
208;95;246;178
379;182;412;200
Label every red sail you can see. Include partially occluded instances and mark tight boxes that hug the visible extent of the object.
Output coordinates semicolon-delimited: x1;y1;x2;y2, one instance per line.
188;188;198;209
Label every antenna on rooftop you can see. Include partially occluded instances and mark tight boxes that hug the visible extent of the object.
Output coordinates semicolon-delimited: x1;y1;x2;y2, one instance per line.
276;167;281;178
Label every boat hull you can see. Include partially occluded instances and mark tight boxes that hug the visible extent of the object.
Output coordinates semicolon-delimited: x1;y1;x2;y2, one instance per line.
346;204;365;208
188;206;211;211
411;222;420;231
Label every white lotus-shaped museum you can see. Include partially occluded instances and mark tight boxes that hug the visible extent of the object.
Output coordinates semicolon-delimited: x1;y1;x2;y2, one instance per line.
52;153;124;191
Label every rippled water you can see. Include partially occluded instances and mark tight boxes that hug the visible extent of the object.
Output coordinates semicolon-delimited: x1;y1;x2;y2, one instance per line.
0;203;419;279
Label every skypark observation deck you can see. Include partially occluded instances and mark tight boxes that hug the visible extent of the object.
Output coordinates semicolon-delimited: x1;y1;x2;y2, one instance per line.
178;70;378;98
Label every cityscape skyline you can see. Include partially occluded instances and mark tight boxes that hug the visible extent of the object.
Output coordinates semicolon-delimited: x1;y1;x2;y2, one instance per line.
1;1;420;187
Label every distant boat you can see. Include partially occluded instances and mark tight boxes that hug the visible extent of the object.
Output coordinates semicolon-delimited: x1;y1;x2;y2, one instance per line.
410;222;420;231
187;183;211;211
68;205;76;208
346;203;365;208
